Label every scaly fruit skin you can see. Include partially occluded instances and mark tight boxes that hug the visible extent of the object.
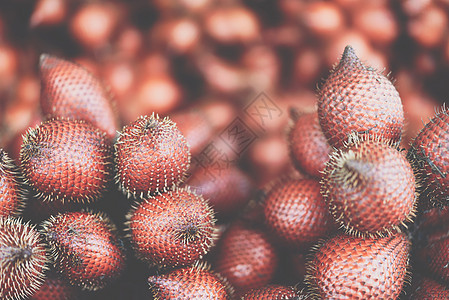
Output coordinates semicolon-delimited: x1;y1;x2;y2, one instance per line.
241;284;299;300
289;112;331;178
322;135;416;236
407;107;449;207
409;276;449;300
127;187;216;268
114;114;191;198
30;273;80;300
20;118;114;203
214;222;278;296
186;164;254;219
39;54;119;140
414;225;449;285
41;211;125;291
0;217;48;300
148;263;232;300
264;178;336;250
306;233;410;299
318;45;404;149
0;149;25;217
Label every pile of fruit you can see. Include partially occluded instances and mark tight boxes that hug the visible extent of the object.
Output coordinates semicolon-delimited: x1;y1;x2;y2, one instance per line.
1;39;449;299
1;1;449;300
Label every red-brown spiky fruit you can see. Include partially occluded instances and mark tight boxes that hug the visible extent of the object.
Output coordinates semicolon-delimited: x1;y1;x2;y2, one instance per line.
289;112;331;178
417;205;449;231
30;272;80;300
114;114;191;198
306;233;410;299
39;54;119;140
147;263;233;299
322;135;416;236
185;164;254;219
214;222;278;296
0;149;25;217
407;107;449;207
0;217;48;300
414;224;449;285
41;211;125;291
409;276;449;299
127;187;216;268
20;118;114;203
264;178;336;250
318;45;404;149
241;284;300;300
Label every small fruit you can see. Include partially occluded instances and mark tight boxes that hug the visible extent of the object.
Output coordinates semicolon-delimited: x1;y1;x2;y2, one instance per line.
114;114;191;198
0;217;48;300
186;164;254;219
0;149;25;217
20;118;114;203
407;106;449;207
30;272;80;300
264;178;336;250
306;233;410;299
241;284;300;300
318;45;404;149
214;222;278;296
322;135;416;236
148;262;233;299
289;111;331;178
41;211;125;291
127;187;216;268
39;54;119;139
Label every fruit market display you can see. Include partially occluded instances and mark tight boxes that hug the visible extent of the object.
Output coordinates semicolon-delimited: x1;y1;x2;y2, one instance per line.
1;1;449;299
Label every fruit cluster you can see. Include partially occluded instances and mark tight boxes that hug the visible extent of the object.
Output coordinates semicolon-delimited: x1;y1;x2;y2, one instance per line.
1;36;449;299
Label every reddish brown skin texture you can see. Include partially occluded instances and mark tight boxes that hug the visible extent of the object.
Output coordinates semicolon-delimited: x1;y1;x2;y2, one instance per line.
0;149;23;217
186;165;254;219
214;223;278;296
409;276;449;300
322;137;416;235
148;265;231;299
289;112;331;178
0;217;48;300
264;178;336;250
128;188;215;268
415;225;449;285
242;284;298;300
417;205;449;231
318;46;404;149
307;233;410;299
39;54;119;139
408;109;449;207
20;119;114;203
42;211;125;291
30;274;80;300
114;115;190;198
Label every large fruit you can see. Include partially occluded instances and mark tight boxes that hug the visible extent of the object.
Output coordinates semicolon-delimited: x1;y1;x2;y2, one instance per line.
0;149;25;217
306;233;410;299
214;222;278;296
114;114;190;198
322;135;416;236
20;118;114;203
264;178;336;250
289;112;331;178
41;211;125;291
39;54;119;139
0;217;48;300
318;45;404;149
148;263;232;299
127;187;216;268
407;107;449;207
